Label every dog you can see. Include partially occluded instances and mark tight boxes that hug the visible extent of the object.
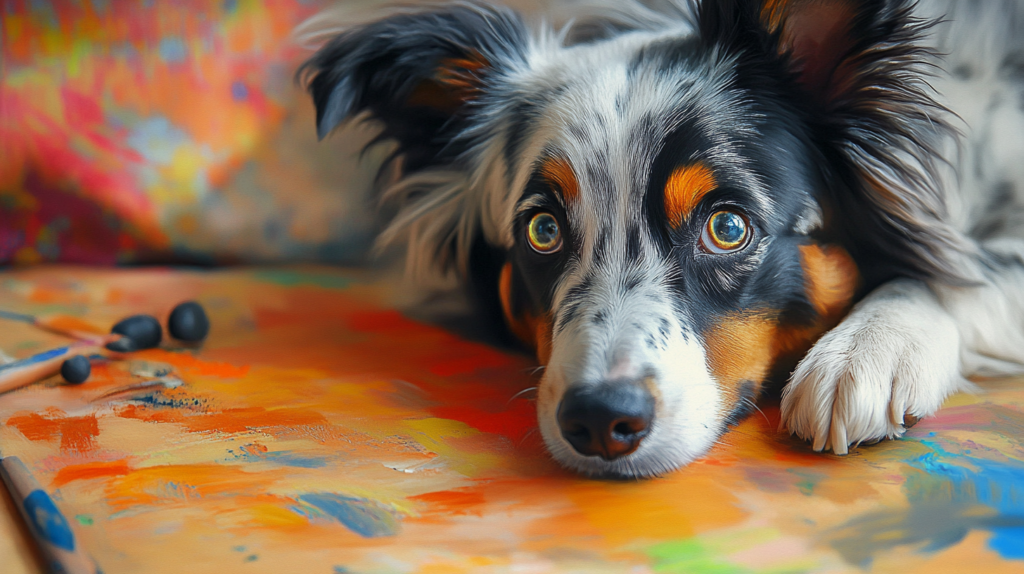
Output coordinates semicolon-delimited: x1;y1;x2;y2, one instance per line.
298;0;1024;478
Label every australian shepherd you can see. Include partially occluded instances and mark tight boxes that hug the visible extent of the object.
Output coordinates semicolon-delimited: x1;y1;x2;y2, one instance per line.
299;0;1024;478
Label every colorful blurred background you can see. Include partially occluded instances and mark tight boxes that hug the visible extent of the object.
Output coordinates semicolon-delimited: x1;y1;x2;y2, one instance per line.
1;0;393;266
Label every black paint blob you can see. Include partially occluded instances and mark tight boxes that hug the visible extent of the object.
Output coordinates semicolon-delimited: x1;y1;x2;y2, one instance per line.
60;355;91;384
109;315;163;352
168;301;210;342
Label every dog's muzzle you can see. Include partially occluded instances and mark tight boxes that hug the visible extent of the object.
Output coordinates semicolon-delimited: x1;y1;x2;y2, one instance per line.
556;380;655;460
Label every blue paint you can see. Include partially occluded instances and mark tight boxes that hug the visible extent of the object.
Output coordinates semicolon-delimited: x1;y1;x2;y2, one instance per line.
295;493;400;538
158;37;188;63
233;448;329;469
263;452;328;469
24;490;75;552
910;440;1024;560
223;0;238;12
231;81;248;102
0;346;71;373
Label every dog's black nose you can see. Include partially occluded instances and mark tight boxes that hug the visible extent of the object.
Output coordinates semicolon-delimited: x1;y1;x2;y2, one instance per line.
557;382;655;460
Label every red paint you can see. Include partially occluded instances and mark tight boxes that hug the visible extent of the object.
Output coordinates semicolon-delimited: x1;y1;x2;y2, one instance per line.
347;310;415;333
430;404;536;443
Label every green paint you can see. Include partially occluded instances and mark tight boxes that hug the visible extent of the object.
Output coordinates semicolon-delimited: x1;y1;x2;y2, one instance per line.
75;514;93;526
646;539;749;574
253;269;353;290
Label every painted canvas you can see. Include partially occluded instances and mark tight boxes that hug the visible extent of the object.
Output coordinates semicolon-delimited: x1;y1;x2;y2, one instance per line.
1;0;383;266
1;266;1023;573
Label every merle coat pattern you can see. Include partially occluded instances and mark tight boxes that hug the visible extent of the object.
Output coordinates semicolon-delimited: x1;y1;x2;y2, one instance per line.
299;0;1024;477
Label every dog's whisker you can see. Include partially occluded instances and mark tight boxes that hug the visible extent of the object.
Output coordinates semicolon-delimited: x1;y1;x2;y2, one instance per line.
507;386;539;405
744;397;771;426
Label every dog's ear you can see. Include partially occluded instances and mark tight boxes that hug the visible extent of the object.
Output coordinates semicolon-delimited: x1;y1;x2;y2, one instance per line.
699;0;976;285
698;0;919;106
298;4;528;171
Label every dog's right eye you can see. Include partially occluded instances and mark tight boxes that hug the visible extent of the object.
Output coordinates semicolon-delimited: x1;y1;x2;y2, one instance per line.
527;212;563;254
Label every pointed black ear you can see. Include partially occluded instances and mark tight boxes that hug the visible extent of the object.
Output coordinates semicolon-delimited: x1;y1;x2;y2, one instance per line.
298;4;528;172
699;0;926;105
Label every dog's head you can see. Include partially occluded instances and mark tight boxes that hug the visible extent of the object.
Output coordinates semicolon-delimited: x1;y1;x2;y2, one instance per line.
301;0;963;477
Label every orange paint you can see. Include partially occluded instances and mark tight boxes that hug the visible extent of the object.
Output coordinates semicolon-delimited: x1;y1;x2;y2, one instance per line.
664;163;717;228
103;463;279;511
540;157;580;205
498;262;553;365
409;488;487;516
116;405;328;435
2;265;1014;572
132;350;249;379
7;410;100;452
52;460;131;487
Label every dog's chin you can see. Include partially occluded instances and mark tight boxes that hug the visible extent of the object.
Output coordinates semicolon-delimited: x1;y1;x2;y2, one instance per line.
537;417;711;479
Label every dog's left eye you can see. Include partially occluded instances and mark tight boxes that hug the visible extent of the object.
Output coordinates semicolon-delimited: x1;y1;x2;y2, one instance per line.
700;211;750;253
527;212;563;254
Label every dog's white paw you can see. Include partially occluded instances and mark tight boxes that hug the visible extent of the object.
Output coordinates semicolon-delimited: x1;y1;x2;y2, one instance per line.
781;280;970;455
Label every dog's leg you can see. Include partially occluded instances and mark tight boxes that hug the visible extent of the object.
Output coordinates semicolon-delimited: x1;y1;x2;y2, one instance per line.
781;279;968;454
782;238;1024;454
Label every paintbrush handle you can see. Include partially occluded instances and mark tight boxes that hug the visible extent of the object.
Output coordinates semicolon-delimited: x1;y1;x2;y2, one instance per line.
0;309;108;341
0;341;112;395
0;457;98;574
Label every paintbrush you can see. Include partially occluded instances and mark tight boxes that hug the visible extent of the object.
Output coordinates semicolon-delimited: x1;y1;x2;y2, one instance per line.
0;338;119;395
0;454;99;573
0;310;108;342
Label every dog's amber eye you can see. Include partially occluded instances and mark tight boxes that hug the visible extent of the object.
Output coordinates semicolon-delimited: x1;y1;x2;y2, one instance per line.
701;211;750;253
527;212;562;254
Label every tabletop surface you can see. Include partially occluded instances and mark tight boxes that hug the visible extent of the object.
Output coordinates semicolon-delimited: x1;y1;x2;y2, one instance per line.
0;265;1022;574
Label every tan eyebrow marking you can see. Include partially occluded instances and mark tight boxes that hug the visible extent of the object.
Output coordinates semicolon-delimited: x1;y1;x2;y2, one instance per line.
540;157;579;205
664;163;717;228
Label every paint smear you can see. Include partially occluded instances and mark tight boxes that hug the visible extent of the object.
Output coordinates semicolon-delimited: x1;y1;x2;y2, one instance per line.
7;410;100;452
830;439;1024;564
295;493;401;538
52;460;132;487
